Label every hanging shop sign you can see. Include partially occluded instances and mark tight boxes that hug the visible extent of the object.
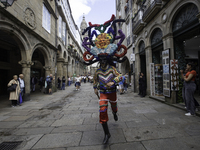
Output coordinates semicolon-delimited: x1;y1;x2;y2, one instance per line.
150;63;155;96
170;59;179;91
162;49;170;97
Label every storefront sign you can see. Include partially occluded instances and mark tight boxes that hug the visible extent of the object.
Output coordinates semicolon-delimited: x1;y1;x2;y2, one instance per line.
150;63;155;96
162;49;170;97
170;59;179;91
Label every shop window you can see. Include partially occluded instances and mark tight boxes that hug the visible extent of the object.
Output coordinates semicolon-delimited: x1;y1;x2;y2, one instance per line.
58;15;62;38
62;21;66;45
42;4;51;33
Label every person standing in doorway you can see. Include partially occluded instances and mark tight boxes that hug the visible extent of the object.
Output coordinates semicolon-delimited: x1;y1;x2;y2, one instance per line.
8;75;20;107
182;62;197;116
139;72;146;97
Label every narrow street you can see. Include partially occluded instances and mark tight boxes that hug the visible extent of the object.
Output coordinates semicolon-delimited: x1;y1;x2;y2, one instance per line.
0;83;200;150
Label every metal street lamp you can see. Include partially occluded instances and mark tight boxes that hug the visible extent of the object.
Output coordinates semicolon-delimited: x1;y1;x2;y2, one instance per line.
0;0;15;8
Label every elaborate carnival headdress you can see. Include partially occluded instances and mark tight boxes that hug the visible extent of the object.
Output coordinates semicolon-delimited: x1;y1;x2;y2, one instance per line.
82;14;128;65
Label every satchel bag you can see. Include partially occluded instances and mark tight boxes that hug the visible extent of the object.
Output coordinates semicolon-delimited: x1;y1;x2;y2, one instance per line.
7;84;17;92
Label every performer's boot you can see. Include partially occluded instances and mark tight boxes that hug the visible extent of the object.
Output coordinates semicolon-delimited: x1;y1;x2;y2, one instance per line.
102;122;111;144
113;112;118;121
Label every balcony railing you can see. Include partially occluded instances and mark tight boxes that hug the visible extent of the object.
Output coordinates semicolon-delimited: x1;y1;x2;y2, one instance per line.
117;0;121;10
127;36;131;46
132;9;145;34
143;0;162;23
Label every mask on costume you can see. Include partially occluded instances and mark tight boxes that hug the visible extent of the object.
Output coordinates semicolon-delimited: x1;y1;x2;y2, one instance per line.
82;14;128;65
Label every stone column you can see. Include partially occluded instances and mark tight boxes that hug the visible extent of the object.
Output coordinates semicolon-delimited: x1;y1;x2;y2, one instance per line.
18;60;33;101
43;66;52;77
57;58;64;78
63;62;68;78
163;33;174;59
163;33;176;103
145;46;152;95
135;53;140;93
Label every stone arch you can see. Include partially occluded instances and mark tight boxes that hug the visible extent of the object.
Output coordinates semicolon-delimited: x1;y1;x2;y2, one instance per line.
150;28;163;46
32;43;51;67
0;20;31;60
135;37;146;53
148;26;163;46
168;1;200;33
138;40;145;53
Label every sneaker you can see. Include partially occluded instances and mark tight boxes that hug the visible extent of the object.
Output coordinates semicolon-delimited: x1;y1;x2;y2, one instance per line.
78;89;80;91
11;105;15;107
185;112;195;116
76;89;78;90
196;108;198;112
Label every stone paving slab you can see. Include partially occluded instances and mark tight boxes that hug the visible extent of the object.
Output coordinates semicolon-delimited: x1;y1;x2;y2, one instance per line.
67;145;110;150
80;129;126;146
123;126;189;142
17;120;55;128
32;132;82;149
51;124;96;133
2;115;32;121
110;142;146;150
13;127;54;135
125;119;159;128
0;121;23;128
142;136;200;150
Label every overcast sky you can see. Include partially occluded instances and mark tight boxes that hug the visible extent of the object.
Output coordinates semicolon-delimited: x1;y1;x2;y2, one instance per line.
68;0;116;30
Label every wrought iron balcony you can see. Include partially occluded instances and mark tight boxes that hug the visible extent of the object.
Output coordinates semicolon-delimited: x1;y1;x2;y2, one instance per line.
143;0;162;23
132;9;145;35
117;0;121;11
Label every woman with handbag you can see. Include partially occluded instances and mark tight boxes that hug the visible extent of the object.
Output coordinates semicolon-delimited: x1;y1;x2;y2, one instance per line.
7;75;20;107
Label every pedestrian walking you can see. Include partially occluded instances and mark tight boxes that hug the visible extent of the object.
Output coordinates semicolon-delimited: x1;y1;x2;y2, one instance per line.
8;75;20;107
75;75;81;90
93;57;122;144
84;75;86;83
118;75;125;94
60;76;66;90
31;75;37;92
46;74;53;94
57;77;61;89
68;76;71;86
139;72;146;97
18;74;25;104
181;62;199;116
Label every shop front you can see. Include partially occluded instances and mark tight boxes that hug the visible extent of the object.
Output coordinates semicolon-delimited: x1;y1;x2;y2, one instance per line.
173;3;200;102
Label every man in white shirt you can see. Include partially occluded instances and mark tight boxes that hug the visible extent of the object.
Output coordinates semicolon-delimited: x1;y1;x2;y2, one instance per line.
75;75;81;90
18;74;25;97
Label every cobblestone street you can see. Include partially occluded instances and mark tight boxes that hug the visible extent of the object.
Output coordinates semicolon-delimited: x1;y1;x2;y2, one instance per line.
0;83;200;150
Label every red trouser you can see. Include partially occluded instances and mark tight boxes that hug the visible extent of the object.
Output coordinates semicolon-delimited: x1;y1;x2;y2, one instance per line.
99;92;118;124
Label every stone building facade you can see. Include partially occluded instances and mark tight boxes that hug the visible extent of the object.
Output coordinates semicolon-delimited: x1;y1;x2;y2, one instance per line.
116;0;200;103
0;0;85;100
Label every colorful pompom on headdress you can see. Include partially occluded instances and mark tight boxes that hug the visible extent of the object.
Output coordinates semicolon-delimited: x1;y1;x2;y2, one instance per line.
82;14;128;65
